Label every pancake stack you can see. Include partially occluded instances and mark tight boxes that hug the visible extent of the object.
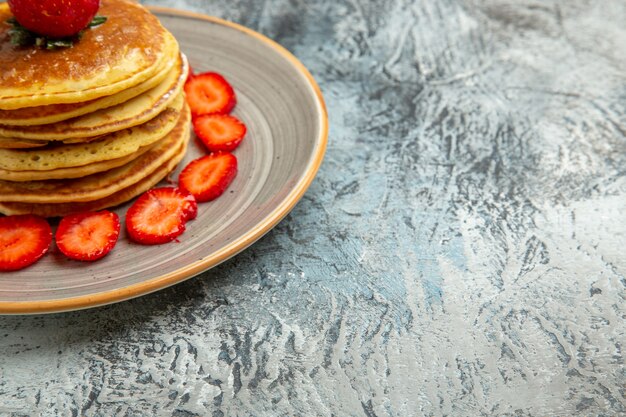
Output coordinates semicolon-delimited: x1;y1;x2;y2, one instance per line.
0;0;190;217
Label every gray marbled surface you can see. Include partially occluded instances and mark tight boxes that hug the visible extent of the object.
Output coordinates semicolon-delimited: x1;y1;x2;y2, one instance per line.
1;0;625;416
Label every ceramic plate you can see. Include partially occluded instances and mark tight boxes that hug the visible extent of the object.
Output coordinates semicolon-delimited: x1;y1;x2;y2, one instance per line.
0;8;328;314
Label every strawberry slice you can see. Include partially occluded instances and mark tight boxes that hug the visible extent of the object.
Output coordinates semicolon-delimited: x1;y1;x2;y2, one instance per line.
184;72;236;117
178;153;238;202
125;187;197;245
55;211;120;261
193;114;247;152
0;214;51;271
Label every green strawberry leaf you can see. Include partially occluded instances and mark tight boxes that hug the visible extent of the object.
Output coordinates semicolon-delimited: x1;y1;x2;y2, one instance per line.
88;16;107;28
5;15;107;49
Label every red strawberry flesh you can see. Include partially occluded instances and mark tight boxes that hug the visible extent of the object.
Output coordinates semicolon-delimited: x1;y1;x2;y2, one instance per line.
125;187;197;245
56;211;120;261
8;0;101;38
193;114;247;153
184;72;236;117
178;153;238;203
0;214;51;271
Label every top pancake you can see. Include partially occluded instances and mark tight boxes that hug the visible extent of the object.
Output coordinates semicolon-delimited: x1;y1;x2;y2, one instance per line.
0;49;177;126
0;0;172;110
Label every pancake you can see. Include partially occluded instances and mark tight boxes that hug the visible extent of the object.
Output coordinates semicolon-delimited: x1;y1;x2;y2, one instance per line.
0;102;190;204
0;54;187;140
0;137;47;149
0;142;155;182
0;93;184;172
0;49;178;127
0;0;175;110
0;134;189;217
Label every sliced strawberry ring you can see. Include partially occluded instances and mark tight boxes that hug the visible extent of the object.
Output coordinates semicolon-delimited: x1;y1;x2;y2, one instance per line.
184;72;237;117
0;214;51;271
125;187;198;245
193;114;247;153
178;153;238;203
55;211;120;261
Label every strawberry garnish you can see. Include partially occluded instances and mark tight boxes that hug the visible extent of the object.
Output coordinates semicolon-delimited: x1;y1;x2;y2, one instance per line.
0;214;51;271
55;211;120;261
178;153;238;202
184;72;236;117
193;114;247;152
125;187;197;245
8;0;102;39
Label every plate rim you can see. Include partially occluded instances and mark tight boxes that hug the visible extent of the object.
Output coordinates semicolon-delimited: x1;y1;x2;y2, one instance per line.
0;6;328;315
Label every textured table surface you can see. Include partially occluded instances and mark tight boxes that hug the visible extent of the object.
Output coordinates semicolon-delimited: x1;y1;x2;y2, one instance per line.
1;0;625;416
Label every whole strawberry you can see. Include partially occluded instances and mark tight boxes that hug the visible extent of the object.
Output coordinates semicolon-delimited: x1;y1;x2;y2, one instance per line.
8;0;100;38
